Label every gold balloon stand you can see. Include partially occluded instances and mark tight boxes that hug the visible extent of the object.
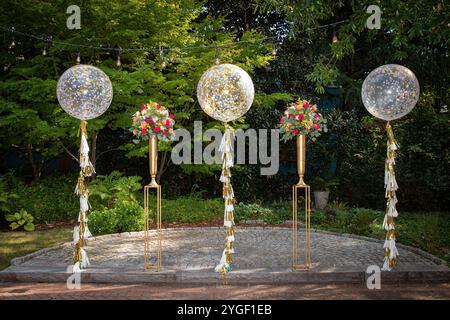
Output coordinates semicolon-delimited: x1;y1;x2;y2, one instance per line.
291;134;311;270
143;135;162;271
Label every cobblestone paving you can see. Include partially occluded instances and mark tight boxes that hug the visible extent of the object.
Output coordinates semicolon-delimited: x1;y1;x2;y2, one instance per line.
6;227;445;272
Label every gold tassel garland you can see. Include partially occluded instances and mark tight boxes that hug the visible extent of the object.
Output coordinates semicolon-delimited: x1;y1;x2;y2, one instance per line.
215;123;236;275
73;120;93;271
382;122;399;271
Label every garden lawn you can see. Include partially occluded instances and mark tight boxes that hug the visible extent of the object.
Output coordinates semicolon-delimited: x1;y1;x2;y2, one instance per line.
0;227;72;270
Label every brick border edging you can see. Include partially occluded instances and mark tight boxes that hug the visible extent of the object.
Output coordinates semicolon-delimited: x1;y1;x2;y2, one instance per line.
8;226;448;267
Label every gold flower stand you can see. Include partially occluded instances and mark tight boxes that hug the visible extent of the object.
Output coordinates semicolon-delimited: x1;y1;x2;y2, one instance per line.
143;135;162;271
291;134;311;270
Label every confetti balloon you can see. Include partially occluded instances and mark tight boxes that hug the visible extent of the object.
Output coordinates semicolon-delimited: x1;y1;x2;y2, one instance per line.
57;64;113;120
361;64;419;121
197;63;254;123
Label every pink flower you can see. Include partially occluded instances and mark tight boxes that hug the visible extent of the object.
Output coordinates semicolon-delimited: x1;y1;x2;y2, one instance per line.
311;105;317;112
149;120;155;125
314;123;321;131
132;130;137;135
314;113;320;119
169;128;174;134
298;114;304;120
141;128;147;134
293;129;299;135
154;126;161;133
169;114;174;119
304;103;310;109
166;120;172;127
140;104;147;110
280;118;284;123
133;117;138;123
145;117;151;123
163;130;167;135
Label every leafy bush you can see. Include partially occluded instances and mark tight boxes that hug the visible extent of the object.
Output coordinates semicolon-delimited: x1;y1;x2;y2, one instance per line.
89;202;144;235
5;209;35;231
0;175;19;222
7;175;79;223
348;208;378;236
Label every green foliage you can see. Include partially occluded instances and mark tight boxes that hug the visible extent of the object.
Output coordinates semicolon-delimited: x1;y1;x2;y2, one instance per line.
7;175;79;223
89;202;144;235
5;209;35;231
0;175;19;217
89;171;142;209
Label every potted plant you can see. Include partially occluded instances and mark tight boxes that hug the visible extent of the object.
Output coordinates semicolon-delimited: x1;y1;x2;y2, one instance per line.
311;177;339;210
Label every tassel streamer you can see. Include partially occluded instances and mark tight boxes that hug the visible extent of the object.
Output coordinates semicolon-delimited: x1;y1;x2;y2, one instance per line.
72;120;95;273
382;122;399;271
215;125;236;275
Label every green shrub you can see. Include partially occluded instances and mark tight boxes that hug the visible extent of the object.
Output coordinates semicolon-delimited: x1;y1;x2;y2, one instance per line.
89;201;144;235
8;175;79;223
348;208;378;236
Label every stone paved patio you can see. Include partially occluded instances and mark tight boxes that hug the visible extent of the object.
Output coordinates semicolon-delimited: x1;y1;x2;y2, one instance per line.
1;227;449;284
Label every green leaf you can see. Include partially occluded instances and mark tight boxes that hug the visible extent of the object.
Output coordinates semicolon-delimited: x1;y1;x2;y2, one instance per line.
5;214;15;222
10;222;19;230
24;223;35;232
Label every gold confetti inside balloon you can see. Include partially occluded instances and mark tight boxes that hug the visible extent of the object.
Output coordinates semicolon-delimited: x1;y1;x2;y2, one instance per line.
362;64;420;121
57;64;113;120
197;63;254;123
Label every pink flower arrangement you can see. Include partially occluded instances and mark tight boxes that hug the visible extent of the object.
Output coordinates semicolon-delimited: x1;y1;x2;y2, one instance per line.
130;100;175;143
278;98;327;142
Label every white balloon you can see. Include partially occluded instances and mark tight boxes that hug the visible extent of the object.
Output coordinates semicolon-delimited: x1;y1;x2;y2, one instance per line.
57;64;113;120
197;63;254;123
362;64;419;121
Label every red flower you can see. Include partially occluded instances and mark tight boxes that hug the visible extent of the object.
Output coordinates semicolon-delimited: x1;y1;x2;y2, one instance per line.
145;117;151;123
314;113;320;119
288;114;294;118
169;114;174;119
156;104;161;109
304;103;310;109
163;130;167;135
279;118;284;123
154;126;161;133
140;104;147;110
165;120;172;127
149;120;155;125
314;123;321;130
141;128;147;134
298;114;304;120
293;129;299;135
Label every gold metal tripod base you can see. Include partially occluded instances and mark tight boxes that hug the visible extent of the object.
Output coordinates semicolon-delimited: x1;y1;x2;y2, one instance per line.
291;184;311;270
144;184;162;272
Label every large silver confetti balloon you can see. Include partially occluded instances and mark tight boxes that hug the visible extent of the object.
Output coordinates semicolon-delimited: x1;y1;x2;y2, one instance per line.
57;64;113;120
197;63;254;123
362;64;419;121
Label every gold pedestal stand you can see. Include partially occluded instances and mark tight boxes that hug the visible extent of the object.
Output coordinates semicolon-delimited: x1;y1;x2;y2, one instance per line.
143;135;162;271
291;134;311;270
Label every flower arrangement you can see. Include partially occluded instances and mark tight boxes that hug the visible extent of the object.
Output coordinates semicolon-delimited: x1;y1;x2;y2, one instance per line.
278;98;327;141
131;100;175;143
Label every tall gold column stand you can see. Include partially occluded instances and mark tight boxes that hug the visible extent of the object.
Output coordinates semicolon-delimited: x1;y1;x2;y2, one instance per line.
143;135;162;271
291;134;311;270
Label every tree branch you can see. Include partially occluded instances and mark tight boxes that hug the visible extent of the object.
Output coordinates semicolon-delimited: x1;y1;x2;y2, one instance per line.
61;144;79;164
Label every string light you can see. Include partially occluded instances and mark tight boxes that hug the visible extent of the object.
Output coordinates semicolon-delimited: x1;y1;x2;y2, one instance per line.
76;52;81;64
1;19;348;56
42;46;47;55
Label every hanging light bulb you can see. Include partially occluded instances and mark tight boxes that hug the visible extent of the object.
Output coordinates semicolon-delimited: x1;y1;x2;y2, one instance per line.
42;46;47;56
271;43;277;56
215;46;220;65
160;48;167;68
76;52;81;64
332;31;338;43
116;47;122;67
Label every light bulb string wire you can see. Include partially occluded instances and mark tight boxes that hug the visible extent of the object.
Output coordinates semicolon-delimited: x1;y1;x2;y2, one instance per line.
0;20;347;53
